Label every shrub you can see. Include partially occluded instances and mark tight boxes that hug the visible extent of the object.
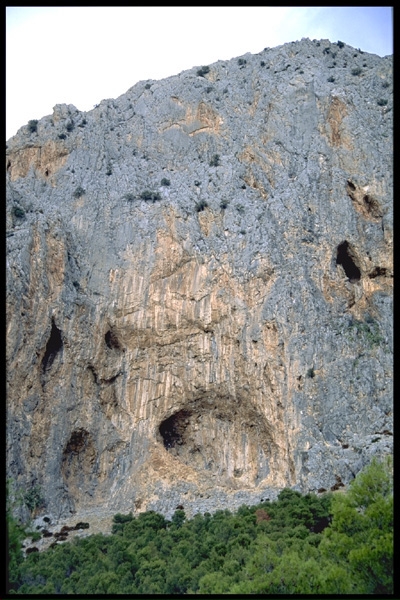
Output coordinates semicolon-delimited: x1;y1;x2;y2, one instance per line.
238;58;247;66
351;67;362;76
140;190;161;202
73;186;85;198
124;192;135;202
24;485;44;513
327;76;335;83
27;530;41;542
74;522;90;530
255;508;271;523
161;177;170;186
145;83;151;89
209;154;220;167
195;200;208;212
377;98;388;106
307;367;315;379
381;81;390;88
260;61;265;67
27;120;38;133
197;66;210;77
58;133;66;140
66;121;74;132
337;40;344;48
113;512;133;524
13;206;25;219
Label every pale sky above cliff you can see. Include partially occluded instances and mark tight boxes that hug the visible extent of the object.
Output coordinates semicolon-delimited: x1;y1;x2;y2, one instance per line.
6;6;393;140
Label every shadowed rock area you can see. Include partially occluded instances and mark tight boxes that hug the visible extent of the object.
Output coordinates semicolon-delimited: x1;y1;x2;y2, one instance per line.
6;38;392;524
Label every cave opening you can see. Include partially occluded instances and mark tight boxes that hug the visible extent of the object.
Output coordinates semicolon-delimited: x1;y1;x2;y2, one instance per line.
369;266;387;279
64;428;90;455
362;194;382;219
159;411;191;450
41;319;63;373
105;329;121;350
336;241;361;282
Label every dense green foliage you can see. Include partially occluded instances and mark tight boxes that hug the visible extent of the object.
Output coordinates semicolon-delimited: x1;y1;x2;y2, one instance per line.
8;457;392;594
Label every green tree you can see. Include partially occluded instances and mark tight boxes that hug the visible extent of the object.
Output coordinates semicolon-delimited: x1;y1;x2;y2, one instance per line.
171;508;186;528
320;456;393;594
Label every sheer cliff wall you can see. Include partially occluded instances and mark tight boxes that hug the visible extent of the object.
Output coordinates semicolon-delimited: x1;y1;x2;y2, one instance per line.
6;38;392;521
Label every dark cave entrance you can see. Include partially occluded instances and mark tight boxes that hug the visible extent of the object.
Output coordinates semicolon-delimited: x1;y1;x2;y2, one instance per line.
159;411;191;450
336;241;361;283
41;319;63;374
105;329;121;350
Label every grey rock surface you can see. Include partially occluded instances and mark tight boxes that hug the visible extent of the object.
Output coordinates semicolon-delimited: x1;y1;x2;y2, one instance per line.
6;38;392;525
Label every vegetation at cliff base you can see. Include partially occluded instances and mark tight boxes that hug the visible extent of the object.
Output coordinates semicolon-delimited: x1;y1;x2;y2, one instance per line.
7;457;392;594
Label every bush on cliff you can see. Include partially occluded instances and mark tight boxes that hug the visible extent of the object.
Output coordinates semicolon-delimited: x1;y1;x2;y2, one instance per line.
9;458;392;594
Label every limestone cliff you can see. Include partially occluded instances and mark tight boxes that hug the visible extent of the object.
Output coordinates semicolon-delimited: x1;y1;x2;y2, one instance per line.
6;38;392;524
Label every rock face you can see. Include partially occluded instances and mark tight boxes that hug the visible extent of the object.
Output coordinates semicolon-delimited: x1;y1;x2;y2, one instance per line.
6;38;393;523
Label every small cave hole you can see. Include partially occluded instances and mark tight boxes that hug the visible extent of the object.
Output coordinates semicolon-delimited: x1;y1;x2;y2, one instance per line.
336;241;361;283
362;194;382;218
41;319;63;373
64;428;90;455
346;180;356;191
369;266;387;279
159;411;190;450
105;329;121;350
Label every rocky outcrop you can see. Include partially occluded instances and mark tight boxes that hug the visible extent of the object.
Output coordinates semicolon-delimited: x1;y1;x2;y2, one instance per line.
6;38;392;523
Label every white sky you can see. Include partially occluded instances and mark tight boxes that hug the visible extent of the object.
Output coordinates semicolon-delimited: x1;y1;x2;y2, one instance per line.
6;6;393;140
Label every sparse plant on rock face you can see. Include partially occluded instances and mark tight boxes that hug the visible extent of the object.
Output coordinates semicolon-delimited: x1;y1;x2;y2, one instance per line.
140;190;161;202
24;485;44;513
238;58;247;66
161;177;170;186
377;98;388;106
197;65;210;77
209;154;220;167
337;40;344;48
58;133;66;140
13;206;25;219
27;120;38;133
351;67;362;76
195;200;208;212
124;192;135;202
73;186;85;198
